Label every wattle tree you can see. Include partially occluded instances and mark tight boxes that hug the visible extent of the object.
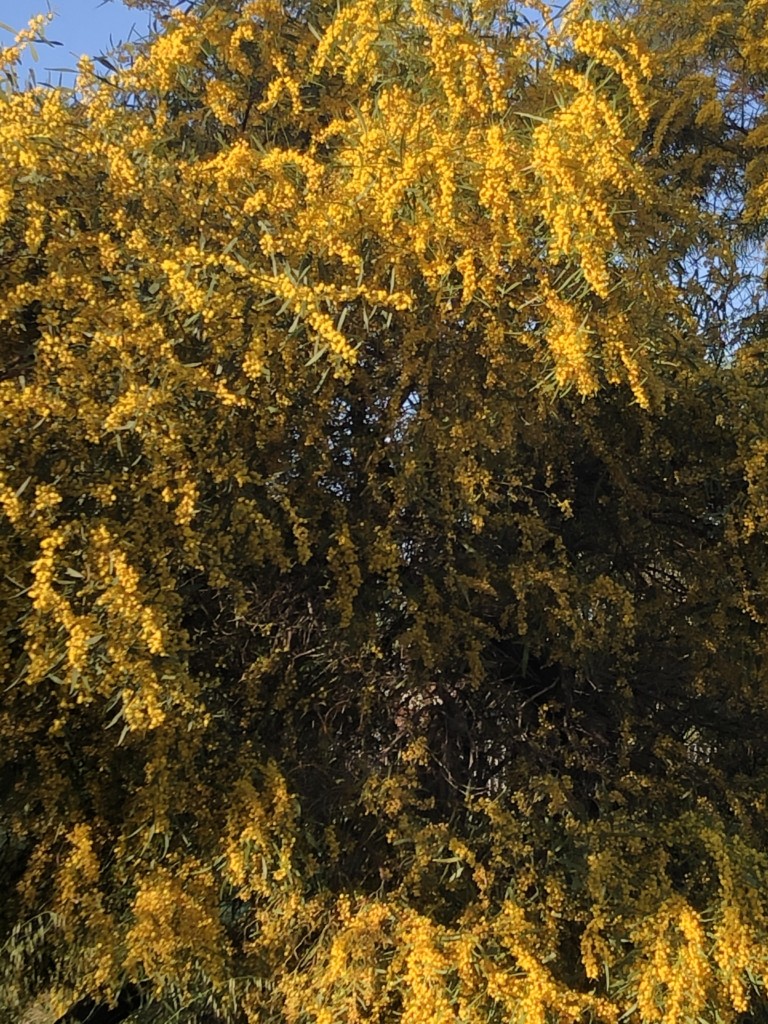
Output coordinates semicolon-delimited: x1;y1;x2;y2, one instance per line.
1;1;768;1022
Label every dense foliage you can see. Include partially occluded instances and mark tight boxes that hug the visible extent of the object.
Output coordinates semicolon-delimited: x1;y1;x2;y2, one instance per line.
2;0;768;1021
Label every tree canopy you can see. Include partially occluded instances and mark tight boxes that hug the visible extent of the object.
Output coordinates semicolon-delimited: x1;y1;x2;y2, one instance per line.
1;0;768;1022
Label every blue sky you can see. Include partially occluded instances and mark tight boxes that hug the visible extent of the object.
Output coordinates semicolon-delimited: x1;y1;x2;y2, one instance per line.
2;0;153;82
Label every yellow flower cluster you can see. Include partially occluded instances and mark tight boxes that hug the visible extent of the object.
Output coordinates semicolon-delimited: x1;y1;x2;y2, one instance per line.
310;0;381;83
398;912;454;1024
543;290;598;395
633;900;714;1024
222;768;298;900
126;863;227;991
327;523;363;626
532;82;633;299
132;14;201;94
55;823;100;908
0;11;52;71
411;0;506;120
571;19;653;122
